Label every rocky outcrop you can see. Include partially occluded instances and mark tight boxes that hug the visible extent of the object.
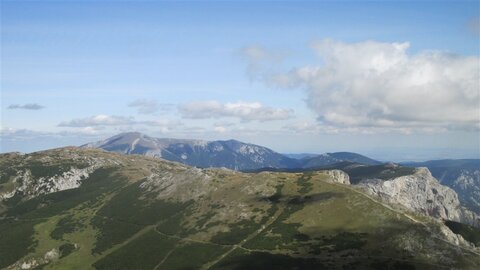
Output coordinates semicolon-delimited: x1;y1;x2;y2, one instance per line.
401;159;480;215
324;170;351;185
139;166;213;201
0;166;98;201
357;167;480;227
7;248;60;270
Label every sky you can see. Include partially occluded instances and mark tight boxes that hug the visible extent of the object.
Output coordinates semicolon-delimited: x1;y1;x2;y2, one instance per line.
1;0;479;161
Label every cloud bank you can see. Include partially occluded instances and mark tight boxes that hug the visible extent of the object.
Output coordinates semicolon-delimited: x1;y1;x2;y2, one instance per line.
8;103;45;110
259;39;480;132
58;115;135;127
57;115;183;134
128;99;174;114
178;101;294;122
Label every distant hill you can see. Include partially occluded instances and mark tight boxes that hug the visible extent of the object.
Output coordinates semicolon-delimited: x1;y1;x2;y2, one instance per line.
283;153;318;159
82;132;301;170
300;152;382;168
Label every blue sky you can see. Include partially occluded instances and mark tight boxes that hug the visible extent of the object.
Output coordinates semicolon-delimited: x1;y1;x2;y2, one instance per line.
1;0;479;161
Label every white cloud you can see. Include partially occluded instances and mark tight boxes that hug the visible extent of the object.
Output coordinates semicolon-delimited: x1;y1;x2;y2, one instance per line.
214;126;227;133
8;103;45;110
58;115;135;127
264;39;480;131
214;121;235;127
178;101;294;122
0;127;105;141
128;99;174;114
57;115;183;136
0;128;45;139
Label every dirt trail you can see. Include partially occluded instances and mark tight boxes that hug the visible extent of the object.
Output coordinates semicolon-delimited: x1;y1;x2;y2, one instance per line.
200;205;286;270
152;243;178;270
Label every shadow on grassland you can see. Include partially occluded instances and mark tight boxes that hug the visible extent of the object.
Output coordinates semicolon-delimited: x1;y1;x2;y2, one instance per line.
261;191;343;205
212;250;423;270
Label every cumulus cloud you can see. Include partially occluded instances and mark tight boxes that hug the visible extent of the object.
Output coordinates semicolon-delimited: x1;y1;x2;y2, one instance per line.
58;115;135;127
57;115;183;135
264;39;480;131
128;99;174;114
8;103;45;110
178;101;294;122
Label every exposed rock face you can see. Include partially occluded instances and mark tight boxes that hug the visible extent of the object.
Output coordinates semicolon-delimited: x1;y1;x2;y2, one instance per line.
358;167;480;227
0;166;98;201
324;170;351;185
401;160;480;215
0;149;117;205
8;248;60;270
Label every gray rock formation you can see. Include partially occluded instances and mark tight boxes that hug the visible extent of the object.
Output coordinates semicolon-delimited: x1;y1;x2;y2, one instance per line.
324;170;351;185
357;167;480;227
401;159;480;215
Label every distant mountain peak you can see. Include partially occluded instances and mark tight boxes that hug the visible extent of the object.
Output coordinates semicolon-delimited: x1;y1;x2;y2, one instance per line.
82;132;300;170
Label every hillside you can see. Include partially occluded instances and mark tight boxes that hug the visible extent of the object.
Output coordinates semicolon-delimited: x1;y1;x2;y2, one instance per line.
1;148;479;269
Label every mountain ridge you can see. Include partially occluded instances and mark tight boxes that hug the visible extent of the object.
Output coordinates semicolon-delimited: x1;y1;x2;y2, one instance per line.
81;132;383;170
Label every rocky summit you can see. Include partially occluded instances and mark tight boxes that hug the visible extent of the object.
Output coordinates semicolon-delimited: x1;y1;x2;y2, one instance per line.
1;147;479;270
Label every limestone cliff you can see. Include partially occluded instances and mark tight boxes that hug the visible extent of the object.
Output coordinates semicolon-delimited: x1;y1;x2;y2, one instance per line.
357;167;480;227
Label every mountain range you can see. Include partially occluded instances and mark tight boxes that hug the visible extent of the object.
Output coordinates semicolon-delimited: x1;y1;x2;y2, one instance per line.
83;132;480;216
81;132;381;171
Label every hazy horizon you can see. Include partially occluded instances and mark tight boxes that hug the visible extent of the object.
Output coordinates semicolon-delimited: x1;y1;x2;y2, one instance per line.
2;130;479;162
